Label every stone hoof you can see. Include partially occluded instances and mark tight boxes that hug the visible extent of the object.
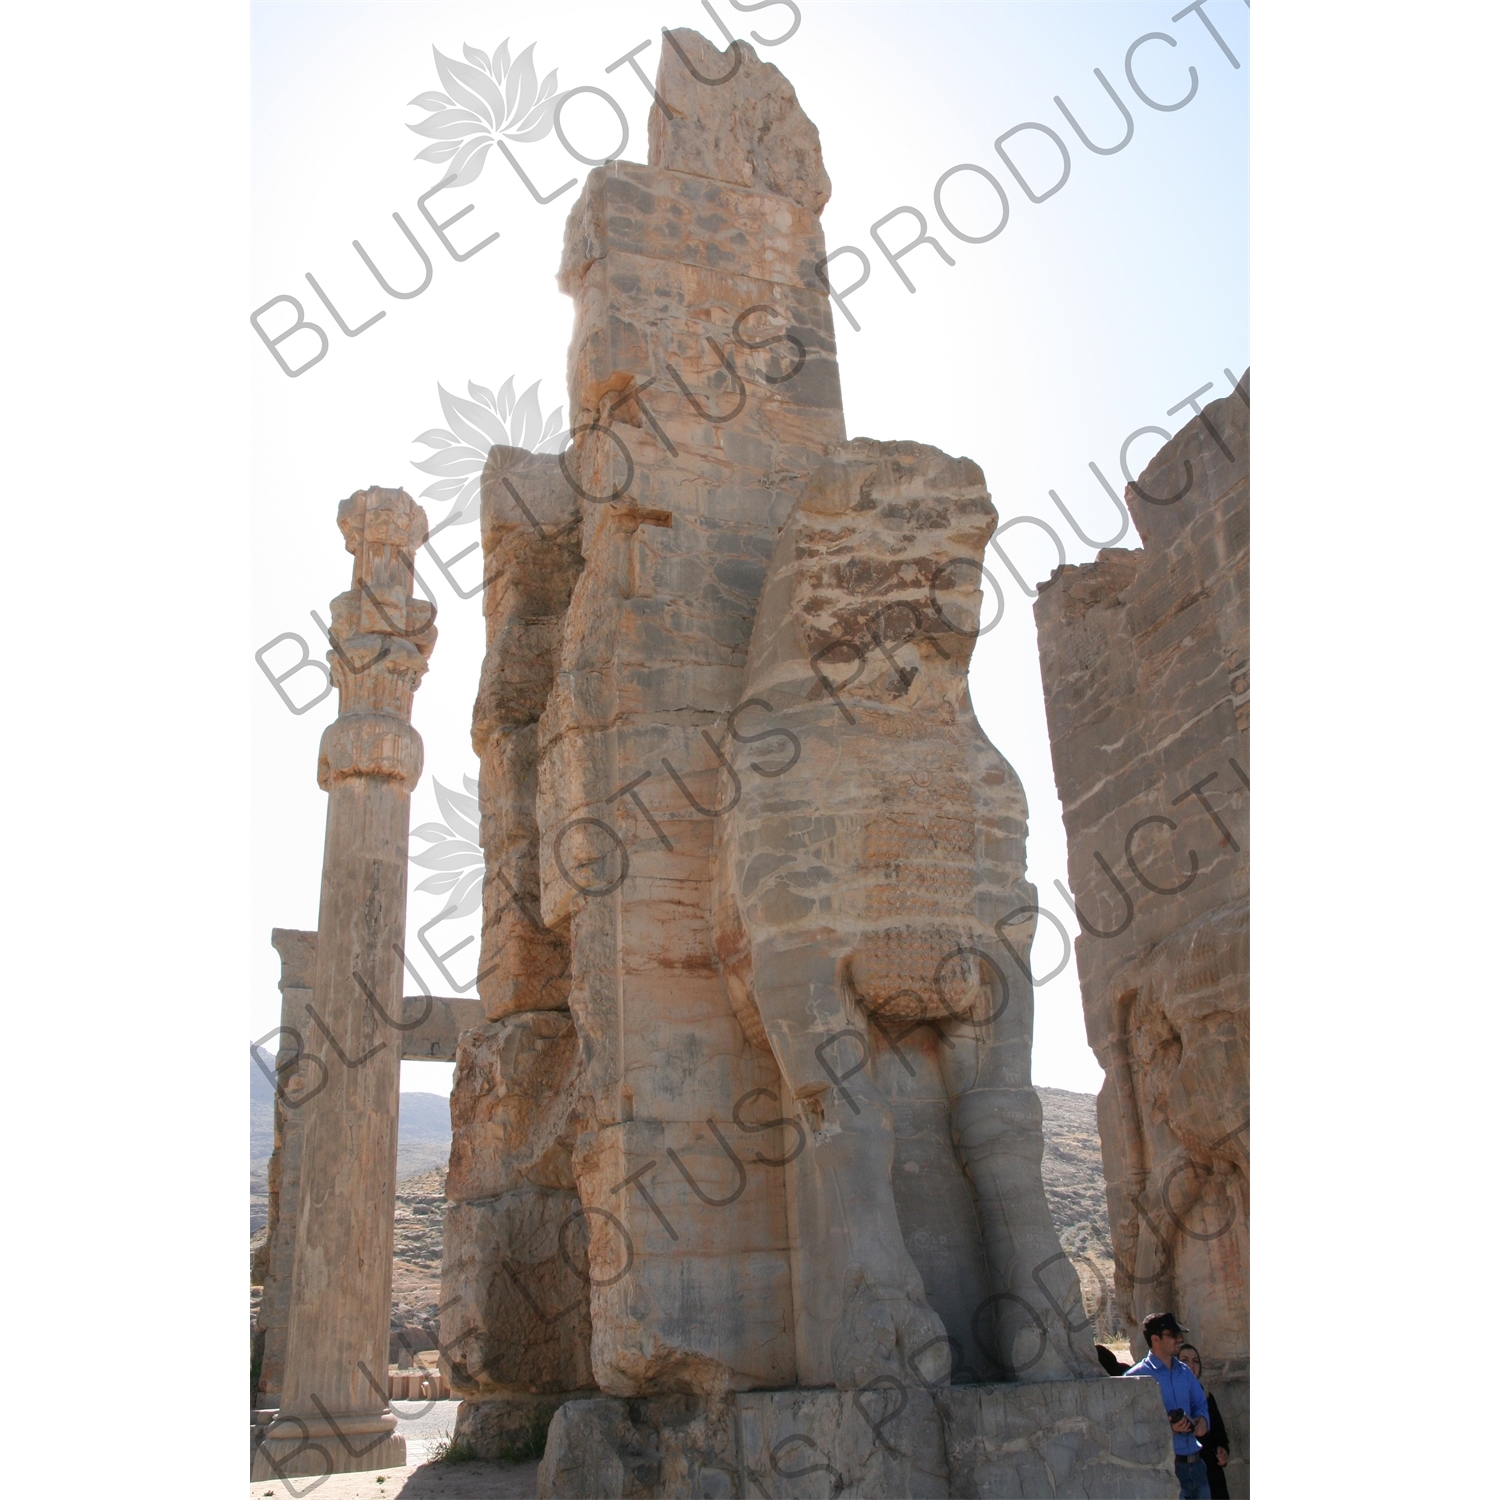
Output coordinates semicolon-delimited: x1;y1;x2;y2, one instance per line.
830;1265;952;1390
986;1298;1099;1382
1043;1321;1108;1382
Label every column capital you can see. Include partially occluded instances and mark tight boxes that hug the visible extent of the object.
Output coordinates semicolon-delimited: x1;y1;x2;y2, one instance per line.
318;712;424;790
338;484;431;563
320;487;437;766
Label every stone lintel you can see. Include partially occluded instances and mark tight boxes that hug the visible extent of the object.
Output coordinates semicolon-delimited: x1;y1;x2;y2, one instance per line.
399;995;485;1061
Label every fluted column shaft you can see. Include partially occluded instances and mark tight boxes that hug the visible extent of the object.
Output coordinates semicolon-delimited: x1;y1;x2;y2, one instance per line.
255;488;436;1481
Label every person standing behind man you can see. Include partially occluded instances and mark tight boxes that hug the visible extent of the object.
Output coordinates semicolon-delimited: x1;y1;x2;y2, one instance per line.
1126;1313;1212;1499
1179;1344;1231;1499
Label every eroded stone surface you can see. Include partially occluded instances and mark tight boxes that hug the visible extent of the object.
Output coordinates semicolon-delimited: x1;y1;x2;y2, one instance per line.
738;1385;951;1499
441;1005;595;1399
511;33;849;1400
943;1378;1175;1498
537;1383;1174;1499
472;447;582;1023
1033;381;1249;1472
454;1393;591;1460
712;440;1099;1390
538;1399;648;1499
538;1395;741;1500
441;1190;593;1396
648;29;831;215
448;1011;581;1202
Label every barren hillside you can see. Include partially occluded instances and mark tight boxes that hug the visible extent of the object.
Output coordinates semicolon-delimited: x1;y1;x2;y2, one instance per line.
1037;1085;1121;1335
250;1047;452;1234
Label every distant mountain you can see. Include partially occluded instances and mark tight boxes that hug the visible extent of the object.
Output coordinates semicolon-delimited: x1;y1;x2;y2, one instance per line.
390;1093;453;1180
251;1048;276;1161
396;1090;453;1143
251;1047;277;1102
250;1045;453;1231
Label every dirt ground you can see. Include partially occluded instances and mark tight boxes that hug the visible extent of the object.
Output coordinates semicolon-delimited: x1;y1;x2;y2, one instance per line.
250;1459;538;1499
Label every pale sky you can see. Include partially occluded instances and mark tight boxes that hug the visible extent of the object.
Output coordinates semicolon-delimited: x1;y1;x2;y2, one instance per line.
249;0;1248;1095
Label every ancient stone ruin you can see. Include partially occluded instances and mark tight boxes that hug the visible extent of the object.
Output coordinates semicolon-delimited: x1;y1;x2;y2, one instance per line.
253;28;1249;1499
1033;381;1250;1482
435;30;1174;1498
251;486;438;1480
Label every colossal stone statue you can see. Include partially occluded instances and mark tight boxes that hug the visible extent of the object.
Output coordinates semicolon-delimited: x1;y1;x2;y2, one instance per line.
713;440;1097;1391
437;29;1180;1498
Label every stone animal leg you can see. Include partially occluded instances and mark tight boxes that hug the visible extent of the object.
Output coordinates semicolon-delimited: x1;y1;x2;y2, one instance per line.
940;1025;1099;1380
748;940;950;1390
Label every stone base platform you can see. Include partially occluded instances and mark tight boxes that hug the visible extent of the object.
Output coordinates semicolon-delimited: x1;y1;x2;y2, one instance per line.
537;1378;1176;1498
251;1428;407;1482
455;1392;595;1459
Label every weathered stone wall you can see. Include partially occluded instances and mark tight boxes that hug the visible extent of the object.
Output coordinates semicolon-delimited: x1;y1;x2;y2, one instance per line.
441;445;594;1433
537;1380;1175;1499
442;1010;593;1399
471;445;582;1024
531;30;846;1398
1033;380;1249;1479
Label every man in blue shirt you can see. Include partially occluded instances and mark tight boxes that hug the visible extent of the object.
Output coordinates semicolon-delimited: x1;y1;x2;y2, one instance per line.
1126;1313;1213;1500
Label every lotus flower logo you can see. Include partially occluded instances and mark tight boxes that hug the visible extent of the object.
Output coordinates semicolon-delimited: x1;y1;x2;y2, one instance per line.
411;377;566;527
410;777;485;921
408;41;560;188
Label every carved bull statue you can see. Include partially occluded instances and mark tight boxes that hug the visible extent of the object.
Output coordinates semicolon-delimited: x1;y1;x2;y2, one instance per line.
713;440;1100;1387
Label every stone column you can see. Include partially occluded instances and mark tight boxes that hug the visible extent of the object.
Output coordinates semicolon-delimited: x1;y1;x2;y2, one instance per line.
254;488;437;1481
254;928;318;1412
